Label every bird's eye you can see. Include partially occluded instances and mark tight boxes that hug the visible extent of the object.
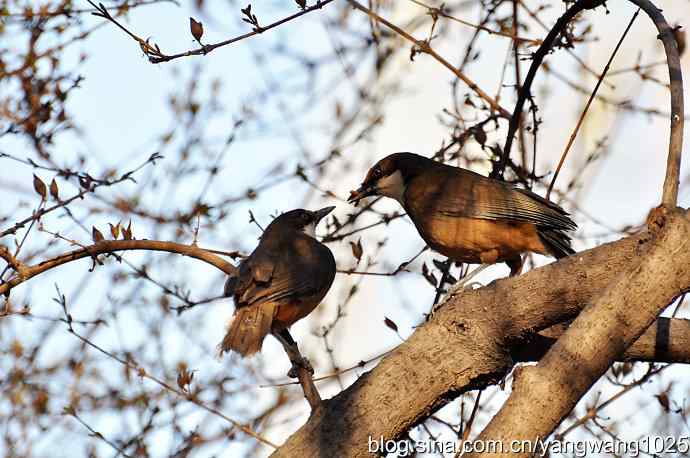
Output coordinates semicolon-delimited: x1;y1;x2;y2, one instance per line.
373;168;382;178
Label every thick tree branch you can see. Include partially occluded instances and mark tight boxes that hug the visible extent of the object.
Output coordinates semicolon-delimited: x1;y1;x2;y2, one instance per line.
513;317;690;364
468;0;685;450
272;217;690;457
469;210;690;457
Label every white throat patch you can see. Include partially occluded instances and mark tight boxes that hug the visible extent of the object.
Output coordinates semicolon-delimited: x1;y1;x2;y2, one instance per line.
376;170;405;202
301;222;317;238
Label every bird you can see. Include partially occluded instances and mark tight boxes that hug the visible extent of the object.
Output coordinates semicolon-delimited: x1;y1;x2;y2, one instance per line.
220;206;336;368
348;153;576;276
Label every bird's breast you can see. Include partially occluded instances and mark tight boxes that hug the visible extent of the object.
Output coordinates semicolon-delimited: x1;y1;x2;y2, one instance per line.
409;213;546;263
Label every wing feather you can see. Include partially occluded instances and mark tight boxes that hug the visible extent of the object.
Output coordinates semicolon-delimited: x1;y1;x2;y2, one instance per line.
407;167;576;231
231;234;334;309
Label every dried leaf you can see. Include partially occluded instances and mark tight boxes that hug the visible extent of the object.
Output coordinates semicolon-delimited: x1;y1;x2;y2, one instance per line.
10;339;23;357
349;238;363;264
78;175;92;190
383;316;398;333
92;226;104;243
33;174;47;200
473;126;487;146
123;220;133;240
656;393;670;412
422;263;437;287
295;0;306;9
33;390;49;414
177;368;195;391
189;17;204;42
109;222;120;239
675;27;686;56
49;178;59;200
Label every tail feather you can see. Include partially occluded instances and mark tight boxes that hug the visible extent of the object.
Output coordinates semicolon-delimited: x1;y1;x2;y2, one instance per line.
537;227;575;259
220;303;275;357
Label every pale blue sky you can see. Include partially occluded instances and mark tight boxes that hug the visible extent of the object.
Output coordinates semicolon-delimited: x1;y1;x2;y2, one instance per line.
1;0;689;456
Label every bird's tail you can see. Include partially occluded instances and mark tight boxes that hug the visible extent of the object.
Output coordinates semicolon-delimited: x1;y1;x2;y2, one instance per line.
219;303;275;357
537;227;575;259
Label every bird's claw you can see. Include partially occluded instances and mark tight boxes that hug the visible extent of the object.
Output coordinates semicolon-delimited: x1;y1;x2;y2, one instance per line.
287;356;314;379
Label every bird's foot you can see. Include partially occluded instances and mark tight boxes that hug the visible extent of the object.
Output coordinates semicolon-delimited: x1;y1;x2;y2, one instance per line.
445;278;474;298
287;355;314;379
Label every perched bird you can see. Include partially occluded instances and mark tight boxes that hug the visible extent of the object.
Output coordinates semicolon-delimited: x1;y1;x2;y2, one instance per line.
348;153;576;275
220;207;336;359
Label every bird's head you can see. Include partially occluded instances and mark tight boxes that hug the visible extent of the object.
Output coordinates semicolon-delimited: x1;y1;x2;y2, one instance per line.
267;206;335;238
348;153;427;205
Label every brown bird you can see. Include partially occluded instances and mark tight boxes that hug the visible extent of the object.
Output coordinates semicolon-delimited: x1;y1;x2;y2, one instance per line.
348;153;576;275
220;207;336;361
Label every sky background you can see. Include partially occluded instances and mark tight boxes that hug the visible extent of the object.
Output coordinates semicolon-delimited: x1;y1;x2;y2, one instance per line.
1;0;690;456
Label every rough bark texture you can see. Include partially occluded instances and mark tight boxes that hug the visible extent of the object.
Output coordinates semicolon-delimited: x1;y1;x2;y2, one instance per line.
514;317;690;364
467;210;690;457
272;215;690;457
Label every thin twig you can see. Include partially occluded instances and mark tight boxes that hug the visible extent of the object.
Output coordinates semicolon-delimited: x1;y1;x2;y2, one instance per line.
90;0;336;64
407;0;542;45
346;0;511;118
546;9;640;199
497;0;607;179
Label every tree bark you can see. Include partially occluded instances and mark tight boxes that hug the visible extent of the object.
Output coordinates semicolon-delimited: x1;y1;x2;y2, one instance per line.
272;213;690;457
467;210;690;457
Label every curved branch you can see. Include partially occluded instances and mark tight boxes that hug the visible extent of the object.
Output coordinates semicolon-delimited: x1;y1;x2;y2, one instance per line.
513;317;690;364
272;217;690;457
0;239;326;417
468;210;690;458
498;0;684;209
627;0;684;206
0;239;238;296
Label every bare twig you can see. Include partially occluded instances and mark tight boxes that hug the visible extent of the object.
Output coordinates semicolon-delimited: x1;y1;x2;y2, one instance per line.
0;153;160;238
407;0;542;45
275;337;322;412
68;409;134;458
546;9;640;199
496;0;607;179
90;0;336;64
346;0;511;118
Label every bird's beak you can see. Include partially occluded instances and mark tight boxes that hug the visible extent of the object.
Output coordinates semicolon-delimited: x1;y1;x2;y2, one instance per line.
347;184;375;206
313;205;336;224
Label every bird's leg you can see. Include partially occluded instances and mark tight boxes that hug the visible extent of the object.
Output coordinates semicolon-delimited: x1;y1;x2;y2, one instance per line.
506;255;524;277
437;263;492;307
427;258;453;321
274;328;314;378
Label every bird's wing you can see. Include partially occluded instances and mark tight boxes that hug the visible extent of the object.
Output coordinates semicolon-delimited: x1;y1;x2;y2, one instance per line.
233;236;332;308
227;246;275;306
406;168;576;230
